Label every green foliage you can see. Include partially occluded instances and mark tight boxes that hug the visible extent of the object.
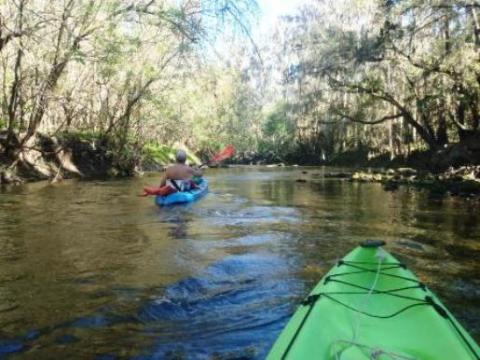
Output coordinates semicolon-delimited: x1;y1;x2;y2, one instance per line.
258;0;480;164
11;0;479;169
0;0;263;168
262;104;294;137
143;143;201;165
258;103;296;159
58;130;104;143
72;48;87;65
143;144;176;164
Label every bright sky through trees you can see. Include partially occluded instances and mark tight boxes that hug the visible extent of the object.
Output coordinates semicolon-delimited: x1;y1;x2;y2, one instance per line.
2;0;480;175
256;0;305;34
208;0;305;61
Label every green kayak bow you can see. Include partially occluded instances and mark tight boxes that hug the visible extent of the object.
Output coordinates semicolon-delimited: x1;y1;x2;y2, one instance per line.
268;240;480;360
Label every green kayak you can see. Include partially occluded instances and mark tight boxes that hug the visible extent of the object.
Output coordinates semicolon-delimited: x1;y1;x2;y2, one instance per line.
268;240;480;360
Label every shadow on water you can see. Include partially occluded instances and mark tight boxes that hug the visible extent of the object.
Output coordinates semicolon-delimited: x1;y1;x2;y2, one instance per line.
135;253;301;359
156;205;195;240
0;167;479;359
0;253;302;359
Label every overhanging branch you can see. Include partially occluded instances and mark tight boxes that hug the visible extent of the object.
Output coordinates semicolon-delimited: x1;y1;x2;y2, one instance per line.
333;110;403;125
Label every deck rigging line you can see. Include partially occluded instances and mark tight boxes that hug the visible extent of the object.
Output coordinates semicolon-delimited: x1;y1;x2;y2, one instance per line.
280;260;480;360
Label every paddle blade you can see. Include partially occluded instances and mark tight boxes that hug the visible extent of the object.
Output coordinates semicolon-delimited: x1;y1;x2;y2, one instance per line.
211;145;236;163
141;186;176;197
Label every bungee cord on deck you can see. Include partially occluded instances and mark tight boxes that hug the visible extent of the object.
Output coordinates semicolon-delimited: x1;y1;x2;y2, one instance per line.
280;255;480;360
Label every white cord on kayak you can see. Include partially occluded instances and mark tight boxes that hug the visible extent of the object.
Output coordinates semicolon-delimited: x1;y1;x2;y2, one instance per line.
331;339;418;359
333;247;386;360
352;247;385;342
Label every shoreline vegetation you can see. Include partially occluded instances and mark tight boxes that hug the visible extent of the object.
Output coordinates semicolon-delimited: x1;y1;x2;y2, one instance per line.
1;131;479;198
0;131;202;184
335;167;480;198
1;2;480;198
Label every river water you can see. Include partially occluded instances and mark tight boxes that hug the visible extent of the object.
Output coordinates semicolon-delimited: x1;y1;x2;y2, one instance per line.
0;167;479;359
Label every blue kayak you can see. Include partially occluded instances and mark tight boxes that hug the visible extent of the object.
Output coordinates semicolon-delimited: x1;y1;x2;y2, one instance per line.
155;178;208;206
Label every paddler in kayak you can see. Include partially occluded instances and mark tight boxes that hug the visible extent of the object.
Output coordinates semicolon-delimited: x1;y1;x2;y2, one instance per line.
141;145;235;197
158;150;203;196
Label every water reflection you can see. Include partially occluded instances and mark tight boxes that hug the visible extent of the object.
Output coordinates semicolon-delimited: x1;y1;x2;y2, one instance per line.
157;207;194;240
136;253;301;359
0;167;479;359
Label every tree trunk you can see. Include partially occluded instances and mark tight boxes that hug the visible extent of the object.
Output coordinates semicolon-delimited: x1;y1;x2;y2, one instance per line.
469;5;480;48
4;0;25;158
436;113;448;147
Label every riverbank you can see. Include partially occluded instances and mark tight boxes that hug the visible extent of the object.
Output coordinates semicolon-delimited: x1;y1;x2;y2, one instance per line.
2;131;480;201
316;166;480;198
230;134;480;171
0;132;202;185
230;140;480;197
0;132;129;185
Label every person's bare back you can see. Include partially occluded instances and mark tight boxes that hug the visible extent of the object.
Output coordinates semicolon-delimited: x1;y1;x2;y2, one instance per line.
165;163;201;181
160;150;202;188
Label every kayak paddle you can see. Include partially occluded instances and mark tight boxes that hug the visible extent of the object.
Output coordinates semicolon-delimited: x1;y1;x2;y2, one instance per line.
201;144;236;167
140;145;236;196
